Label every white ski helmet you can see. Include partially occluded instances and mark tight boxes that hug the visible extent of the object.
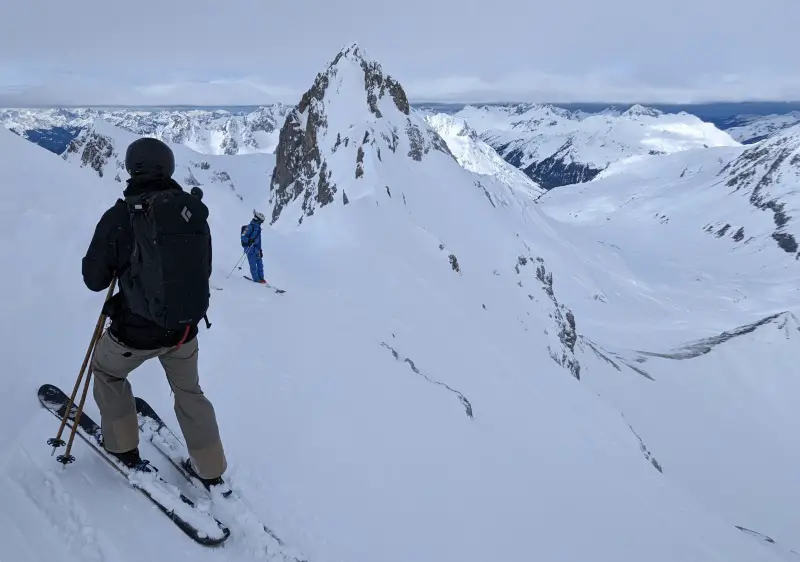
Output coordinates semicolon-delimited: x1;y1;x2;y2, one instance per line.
253;210;266;223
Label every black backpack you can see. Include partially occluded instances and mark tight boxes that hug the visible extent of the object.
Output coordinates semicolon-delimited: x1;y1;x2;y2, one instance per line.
120;187;211;331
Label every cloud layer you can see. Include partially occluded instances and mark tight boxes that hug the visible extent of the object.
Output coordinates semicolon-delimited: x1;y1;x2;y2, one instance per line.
2;0;798;105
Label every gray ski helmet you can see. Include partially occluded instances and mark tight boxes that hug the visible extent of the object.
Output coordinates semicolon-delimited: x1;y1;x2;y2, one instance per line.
125;137;175;178
253;210;266;223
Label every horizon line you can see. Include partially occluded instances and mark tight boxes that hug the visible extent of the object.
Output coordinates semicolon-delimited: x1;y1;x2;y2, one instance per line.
4;100;800;110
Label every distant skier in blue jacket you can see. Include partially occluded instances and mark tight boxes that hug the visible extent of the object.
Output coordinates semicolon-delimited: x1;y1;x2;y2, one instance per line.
241;211;266;284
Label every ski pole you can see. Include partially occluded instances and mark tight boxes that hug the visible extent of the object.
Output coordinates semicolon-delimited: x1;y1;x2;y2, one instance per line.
226;244;253;278
48;277;116;463
226;250;246;278
58;358;96;465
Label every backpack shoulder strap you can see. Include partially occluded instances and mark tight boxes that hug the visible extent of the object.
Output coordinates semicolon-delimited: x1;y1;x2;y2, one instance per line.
123;191;156;214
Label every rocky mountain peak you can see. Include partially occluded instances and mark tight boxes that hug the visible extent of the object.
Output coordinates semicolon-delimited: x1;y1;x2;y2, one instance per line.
62;126;121;180
268;43;452;227
300;42;410;119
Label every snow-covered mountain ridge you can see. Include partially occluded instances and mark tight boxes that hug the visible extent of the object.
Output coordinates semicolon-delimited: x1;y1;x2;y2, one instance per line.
423;113;545;197
3;41;800;562
0;104;292;156
62;118;275;207
4;103;799;194
454;103;740;190
539;123;800;260
723;111;800;144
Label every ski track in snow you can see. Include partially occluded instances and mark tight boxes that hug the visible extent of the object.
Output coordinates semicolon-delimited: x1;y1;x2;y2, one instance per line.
4;44;800;562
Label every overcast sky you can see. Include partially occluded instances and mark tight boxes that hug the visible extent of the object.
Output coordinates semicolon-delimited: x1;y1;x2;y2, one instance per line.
1;0;798;106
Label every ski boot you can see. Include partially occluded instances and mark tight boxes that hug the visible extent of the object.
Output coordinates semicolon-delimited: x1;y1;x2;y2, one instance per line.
108;447;155;473
181;458;232;497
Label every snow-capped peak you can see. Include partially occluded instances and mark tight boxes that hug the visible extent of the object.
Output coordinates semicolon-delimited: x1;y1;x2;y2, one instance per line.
268;43;454;225
621;104;664;118
310;41;411;123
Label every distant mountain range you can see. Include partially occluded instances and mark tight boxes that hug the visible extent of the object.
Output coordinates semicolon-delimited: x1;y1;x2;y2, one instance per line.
2;101;799;192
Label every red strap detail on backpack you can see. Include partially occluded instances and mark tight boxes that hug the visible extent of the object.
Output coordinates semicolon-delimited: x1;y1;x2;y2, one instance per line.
175;325;190;350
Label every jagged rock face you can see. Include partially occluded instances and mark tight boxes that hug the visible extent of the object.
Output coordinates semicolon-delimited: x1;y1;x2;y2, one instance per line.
268;71;330;224
61;122;250;201
269;43;453;226
525;154;600;189
514;254;581;379
500;138;601;190
63;130;120;179
715;127;800;255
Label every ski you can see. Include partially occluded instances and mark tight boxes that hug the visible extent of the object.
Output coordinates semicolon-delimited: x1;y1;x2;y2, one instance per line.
243;275;286;293
134;396;233;498
38;384;231;547
134;396;300;556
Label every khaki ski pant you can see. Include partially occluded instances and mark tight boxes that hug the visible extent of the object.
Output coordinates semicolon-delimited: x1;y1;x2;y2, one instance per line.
90;329;227;479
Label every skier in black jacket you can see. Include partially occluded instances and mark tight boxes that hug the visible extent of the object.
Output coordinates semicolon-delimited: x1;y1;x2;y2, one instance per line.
82;181;211;348
81;137;228;492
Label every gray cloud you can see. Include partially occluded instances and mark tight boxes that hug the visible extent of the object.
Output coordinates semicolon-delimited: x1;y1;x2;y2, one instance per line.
1;0;798;105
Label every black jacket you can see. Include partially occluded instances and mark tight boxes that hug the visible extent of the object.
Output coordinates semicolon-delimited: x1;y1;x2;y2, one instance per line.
82;176;211;350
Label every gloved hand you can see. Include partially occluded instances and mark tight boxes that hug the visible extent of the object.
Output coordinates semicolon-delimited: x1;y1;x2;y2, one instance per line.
259;250;263;258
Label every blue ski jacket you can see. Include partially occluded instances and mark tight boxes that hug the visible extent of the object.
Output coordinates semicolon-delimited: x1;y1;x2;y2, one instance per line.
241;220;262;252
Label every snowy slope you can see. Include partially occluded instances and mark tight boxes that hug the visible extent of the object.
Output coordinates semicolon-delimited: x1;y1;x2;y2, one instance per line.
536;127;800;549
263;43;800;557
454;103;740;189
3;42;800;562
724;112;800;144
424;113;545;197
1;105;292;156
546;124;800;261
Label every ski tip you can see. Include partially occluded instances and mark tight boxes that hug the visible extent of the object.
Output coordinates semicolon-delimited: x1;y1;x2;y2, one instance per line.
37;384;65;408
38;383;59;395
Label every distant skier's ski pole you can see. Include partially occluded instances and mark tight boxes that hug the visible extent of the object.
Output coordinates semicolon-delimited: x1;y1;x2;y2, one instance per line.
225;244;253;279
47;277;117;464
